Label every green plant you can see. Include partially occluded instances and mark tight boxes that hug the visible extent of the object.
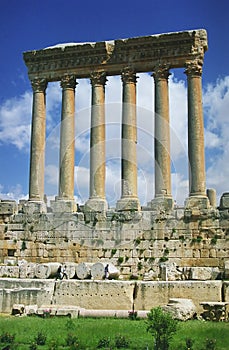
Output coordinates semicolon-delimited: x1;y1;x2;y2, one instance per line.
185;337;194;349
34;331;47;345
66;333;78;346
149;257;155;263
97;336;111;348
210;235;218;245
125;255;129;262
111;248;117;256
138;261;142;270
159;256;168;263
179;235;185;242
118;256;124;264
29;342;37;350
164;248;169;256
128;310;138;320
134;237;141;245
48;340;59;350
21;239;27;251
0;332;15;343
115;334;130;348
205;338;216;350
65;319;76;331
146;307;178;350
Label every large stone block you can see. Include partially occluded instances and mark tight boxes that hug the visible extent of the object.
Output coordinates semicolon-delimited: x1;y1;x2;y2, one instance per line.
53;280;135;310
134;281;222;313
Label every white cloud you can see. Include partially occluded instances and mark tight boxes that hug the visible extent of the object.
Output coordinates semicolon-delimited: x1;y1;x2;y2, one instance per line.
0;183;28;202
0;92;32;150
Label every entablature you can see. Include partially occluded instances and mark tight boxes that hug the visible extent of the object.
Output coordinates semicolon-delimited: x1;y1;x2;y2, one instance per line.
23;29;208;82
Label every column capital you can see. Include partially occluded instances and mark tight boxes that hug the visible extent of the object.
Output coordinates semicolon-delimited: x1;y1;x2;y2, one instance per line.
31;78;47;92
152;64;170;81
184;60;203;77
121;67;137;84
90;71;107;86
60;75;77;89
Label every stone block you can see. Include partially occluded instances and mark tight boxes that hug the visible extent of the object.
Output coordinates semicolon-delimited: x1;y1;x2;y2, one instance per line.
53;280;135;310
224;260;229;279
190;267;220;280
219;193;229;209
0;201;17;215
223;281;229;301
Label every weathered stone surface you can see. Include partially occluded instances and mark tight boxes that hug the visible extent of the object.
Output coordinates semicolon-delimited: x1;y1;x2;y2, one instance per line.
134;281;222;313
53;280;134;310
35;263;60;279
163;298;197;320
0;265;19;278
91;262;120;280
76;262;93;279
220;193;229;208
0;279;55;313
190;267;220;280
224;260;229;279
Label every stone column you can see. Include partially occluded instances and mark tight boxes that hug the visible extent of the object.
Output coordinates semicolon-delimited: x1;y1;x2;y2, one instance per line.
29;78;47;202
185;60;208;208
58;75;77;202
116;68;140;211
85;71;108;212
151;64;173;210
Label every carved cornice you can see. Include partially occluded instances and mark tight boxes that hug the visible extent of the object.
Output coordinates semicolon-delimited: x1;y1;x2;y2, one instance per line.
152;64;170;81
60;75;77;89
90;71;107;86
184;60;203;77
31;78;47;92
24;29;208;81
121;67;137;84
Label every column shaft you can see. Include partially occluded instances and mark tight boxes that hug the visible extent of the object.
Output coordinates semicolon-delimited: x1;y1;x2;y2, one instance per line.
116;68;140;211
185;62;206;196
153;65;171;197
59;76;76;200
89;72;106;199
29;78;47;201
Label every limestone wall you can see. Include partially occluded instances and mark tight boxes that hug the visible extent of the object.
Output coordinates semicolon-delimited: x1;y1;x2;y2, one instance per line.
0;278;224;315
0;200;228;280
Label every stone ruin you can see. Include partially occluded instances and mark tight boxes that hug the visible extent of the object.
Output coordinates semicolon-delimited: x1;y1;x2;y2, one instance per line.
0;29;229;318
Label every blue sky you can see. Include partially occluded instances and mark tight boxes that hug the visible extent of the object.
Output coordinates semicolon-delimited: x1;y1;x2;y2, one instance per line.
0;0;229;206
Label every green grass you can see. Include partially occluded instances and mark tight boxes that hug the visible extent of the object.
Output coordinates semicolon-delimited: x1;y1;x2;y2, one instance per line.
0;316;228;349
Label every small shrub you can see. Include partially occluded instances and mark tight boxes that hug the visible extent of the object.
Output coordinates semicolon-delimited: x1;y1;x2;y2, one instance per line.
115;334;129;348
34;331;47;345
48;340;59;350
118;256;124;264
29;342;37;350
66;333;78;346
164;248;169;256
147;307;178;350
111;248;117;256
210;236;218;245
65;319;76;331
0;332;15;343
128;310;138;320
205;338;216;350
97;336;111;348
21;240;27;251
185;337;194;349
138;261;142;270
134;237;141;245
159;256;168;263
179;235;185;242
